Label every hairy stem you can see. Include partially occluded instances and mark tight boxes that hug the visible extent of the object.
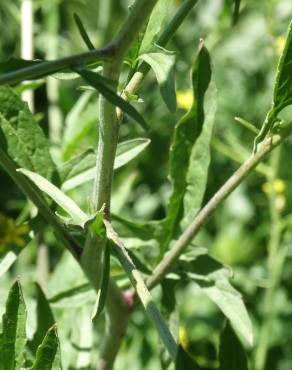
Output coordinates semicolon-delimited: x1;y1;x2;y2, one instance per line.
147;123;292;289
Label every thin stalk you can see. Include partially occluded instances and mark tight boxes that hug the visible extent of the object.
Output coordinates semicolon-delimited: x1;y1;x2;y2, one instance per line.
147;123;292;289
21;0;34;111
44;0;63;157
255;148;286;370
0;45;115;86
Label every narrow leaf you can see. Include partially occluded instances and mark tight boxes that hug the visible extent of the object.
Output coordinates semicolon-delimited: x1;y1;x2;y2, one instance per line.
255;20;292;148
31;325;61;370
175;345;201;370
180;252;253;347
28;284;55;355
161;40;214;253
0;280;27;370
219;322;249;370
139;0;170;53
272;20;292;114
140;48;176;112
232;0;242;25
60;138;150;192
74;68;148;130
17;168;89;226
91;245;110;319
73;13;95;50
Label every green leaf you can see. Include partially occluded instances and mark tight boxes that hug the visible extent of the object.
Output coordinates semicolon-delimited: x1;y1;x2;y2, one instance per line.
0;252;17;277
175;345;201;370
91;245;110;319
0;86;55;179
17;168;89;226
28;284;55;355
140;48;176;112
161;40;214;253
74;67;148;130
180;251;253;347
139;0;170;53
272;20;292;115
73;13;95;50
232;0;242;25
255;20;292;148
31;325;61;370
60;138;150;192
0;280;27;370
219;322;249;370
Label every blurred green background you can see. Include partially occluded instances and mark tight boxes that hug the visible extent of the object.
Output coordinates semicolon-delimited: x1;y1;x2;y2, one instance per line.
1;0;292;369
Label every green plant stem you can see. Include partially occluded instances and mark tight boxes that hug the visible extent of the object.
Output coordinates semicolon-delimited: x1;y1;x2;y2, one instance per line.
98;279;131;370
0;148;82;259
117;0;199;121
255;148;286;370
84;2;162;369
104;221;177;362
0;45;115;86
147;123;292;289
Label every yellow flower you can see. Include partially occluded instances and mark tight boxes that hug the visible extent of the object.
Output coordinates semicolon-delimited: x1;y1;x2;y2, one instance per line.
274;36;286;56
176;89;193;111
262;179;286;194
0;213;29;253
178;325;189;350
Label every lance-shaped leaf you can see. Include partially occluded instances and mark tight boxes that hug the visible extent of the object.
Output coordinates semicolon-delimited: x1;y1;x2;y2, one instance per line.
17;168;89;226
59;138;150;192
91;245;110;319
74;68;148;130
272;20;292;115
139;0;170;53
218;322;249;370
140;48;176;112
31;325;61;370
232;0;242;25
0;280;27;370
104;221;177;362
73;13;95;50
179;250;253;347
160;40;214;254
175;345;201;370
255;20;292;148
28;284;55;355
0;86;55;180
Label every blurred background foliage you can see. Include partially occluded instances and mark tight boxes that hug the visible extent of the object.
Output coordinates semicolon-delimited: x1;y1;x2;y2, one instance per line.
1;0;292;369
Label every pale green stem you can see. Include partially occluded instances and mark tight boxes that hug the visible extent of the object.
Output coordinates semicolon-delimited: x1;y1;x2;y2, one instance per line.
0;45;115;86
44;1;63;156
255;148;287;370
21;0;34;111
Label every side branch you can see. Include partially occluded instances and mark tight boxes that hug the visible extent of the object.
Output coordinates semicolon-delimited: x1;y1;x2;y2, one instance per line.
147;123;292;289
0;44;115;86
